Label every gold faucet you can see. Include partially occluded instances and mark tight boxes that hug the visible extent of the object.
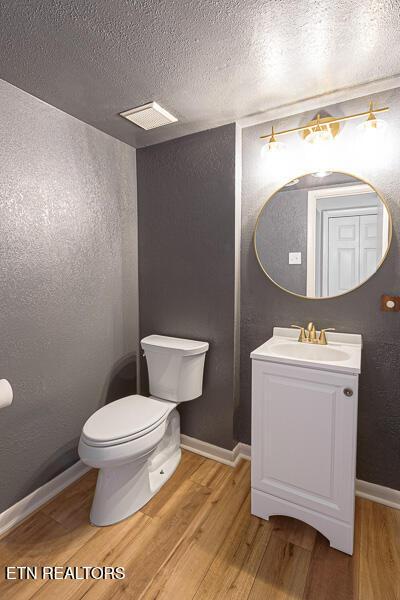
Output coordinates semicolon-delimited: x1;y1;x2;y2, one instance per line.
291;323;335;345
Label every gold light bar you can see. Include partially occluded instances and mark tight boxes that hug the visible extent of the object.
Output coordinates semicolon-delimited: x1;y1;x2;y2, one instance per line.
260;104;389;140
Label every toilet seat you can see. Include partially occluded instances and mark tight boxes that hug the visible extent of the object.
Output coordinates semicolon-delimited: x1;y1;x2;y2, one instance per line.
81;395;173;447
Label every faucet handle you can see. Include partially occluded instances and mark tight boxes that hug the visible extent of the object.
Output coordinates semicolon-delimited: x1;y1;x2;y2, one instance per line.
291;324;307;343
307;322;317;342
319;328;336;345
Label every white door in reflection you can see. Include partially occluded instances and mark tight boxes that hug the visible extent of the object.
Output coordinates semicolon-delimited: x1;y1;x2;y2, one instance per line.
307;184;389;297
326;211;380;296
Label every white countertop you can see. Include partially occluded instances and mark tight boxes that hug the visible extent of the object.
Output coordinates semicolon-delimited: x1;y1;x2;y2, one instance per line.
250;327;362;375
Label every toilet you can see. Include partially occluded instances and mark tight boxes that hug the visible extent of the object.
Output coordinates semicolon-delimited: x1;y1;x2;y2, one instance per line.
78;334;209;526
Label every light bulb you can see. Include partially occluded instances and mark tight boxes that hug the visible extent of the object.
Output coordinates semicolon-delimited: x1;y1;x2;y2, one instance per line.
267;139;285;153
261;127;286;158
284;178;300;187
261;140;286;160
306;126;332;145
357;102;387;140
304;114;333;146
311;171;332;178
358;116;387;134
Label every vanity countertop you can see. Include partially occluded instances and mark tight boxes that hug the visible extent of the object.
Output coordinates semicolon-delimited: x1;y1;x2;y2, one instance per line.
251;327;362;375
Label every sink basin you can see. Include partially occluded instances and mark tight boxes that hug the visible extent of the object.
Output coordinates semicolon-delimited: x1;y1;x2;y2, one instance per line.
270;343;350;362
250;327;362;374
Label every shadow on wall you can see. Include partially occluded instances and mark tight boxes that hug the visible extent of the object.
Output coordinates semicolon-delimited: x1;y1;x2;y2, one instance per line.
12;354;138;505
15;438;82;504
101;353;137;406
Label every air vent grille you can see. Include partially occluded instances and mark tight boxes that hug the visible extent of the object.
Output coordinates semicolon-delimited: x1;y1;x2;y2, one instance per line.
120;102;178;130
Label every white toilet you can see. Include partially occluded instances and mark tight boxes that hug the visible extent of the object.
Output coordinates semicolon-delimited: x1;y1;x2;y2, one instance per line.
78;334;209;526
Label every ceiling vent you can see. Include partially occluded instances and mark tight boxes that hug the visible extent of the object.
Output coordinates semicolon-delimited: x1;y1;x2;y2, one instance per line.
119;102;178;130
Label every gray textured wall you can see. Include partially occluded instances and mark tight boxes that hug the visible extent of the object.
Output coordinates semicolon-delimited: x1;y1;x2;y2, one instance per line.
137;124;237;450
256;189;308;295
0;80;138;512
240;89;400;490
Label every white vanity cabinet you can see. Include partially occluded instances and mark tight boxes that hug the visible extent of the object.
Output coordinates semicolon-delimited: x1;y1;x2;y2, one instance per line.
251;328;362;555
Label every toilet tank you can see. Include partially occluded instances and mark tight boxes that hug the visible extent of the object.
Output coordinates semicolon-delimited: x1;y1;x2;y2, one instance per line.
141;335;209;403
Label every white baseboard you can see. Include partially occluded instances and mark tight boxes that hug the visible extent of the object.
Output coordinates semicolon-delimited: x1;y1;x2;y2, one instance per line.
234;442;251;463
181;436;399;511
0;460;90;537
356;479;400;510
180;434;250;467
2;439;398;539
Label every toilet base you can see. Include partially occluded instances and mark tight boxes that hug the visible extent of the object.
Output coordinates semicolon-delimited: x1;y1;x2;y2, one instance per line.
149;447;181;498
90;409;181;526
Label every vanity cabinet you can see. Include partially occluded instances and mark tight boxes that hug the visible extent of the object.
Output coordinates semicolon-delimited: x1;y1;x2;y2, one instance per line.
251;334;361;555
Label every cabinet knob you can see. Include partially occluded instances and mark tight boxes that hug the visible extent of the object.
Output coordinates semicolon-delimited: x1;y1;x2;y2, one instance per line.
343;388;353;397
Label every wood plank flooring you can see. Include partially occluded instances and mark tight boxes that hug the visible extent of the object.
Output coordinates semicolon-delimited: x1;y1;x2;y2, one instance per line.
1;450;399;600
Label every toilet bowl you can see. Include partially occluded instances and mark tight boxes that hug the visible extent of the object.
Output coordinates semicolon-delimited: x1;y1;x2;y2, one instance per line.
79;334;209;526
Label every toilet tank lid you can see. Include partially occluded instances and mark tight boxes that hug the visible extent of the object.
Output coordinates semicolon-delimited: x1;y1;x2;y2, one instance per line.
141;334;209;356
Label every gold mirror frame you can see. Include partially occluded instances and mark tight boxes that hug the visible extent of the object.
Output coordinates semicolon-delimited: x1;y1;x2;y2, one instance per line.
254;171;393;300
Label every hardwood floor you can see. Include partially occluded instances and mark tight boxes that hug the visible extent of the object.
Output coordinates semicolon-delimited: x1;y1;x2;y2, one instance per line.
1;451;399;599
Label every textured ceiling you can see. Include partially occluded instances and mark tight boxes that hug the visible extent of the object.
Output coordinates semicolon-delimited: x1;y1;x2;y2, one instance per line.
2;0;400;148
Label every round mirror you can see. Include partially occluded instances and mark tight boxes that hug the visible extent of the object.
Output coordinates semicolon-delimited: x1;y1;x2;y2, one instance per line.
254;172;392;299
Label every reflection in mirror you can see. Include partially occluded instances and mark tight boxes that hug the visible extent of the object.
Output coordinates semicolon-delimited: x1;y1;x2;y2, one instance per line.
254;172;391;299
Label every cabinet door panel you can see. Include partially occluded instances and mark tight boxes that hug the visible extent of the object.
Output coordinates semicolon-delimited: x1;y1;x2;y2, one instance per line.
251;360;358;521
265;374;335;497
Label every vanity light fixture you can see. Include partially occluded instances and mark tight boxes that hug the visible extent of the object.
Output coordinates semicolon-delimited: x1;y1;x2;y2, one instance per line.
357;101;387;134
260;101;389;152
261;126;286;154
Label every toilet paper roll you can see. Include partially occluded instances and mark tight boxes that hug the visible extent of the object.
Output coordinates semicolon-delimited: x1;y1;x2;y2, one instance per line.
0;379;13;409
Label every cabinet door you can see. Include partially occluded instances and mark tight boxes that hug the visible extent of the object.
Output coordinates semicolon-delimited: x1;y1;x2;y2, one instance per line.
251;360;358;521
